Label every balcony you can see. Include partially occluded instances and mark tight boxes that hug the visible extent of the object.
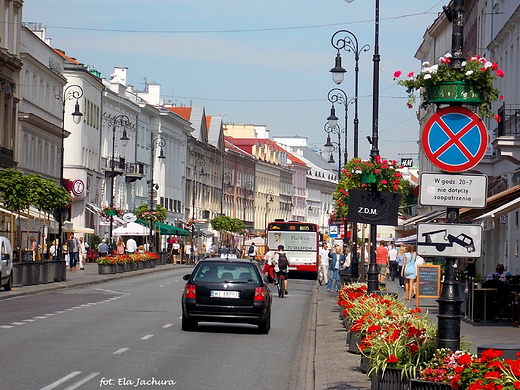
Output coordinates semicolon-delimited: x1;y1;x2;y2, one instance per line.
493;105;520;163
125;162;145;183
103;156;126;178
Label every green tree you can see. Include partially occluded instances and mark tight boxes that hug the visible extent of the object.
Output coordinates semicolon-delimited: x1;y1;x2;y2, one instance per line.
211;215;245;234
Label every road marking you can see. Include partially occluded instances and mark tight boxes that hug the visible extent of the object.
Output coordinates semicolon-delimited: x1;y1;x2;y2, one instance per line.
44;313;57;316
23;319;36;322
163;323;173;328
34;316;47;319
113;348;129;354
40;371;81;390
141;334;154;340
11;322;25;325
0;325;13;329
63;372;101;390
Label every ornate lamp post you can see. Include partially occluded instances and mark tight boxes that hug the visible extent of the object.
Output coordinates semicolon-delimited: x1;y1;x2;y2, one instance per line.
106;115;130;251
148;137;166;251
330;29;369;282
340;0;379;292
221;172;233;215
191;158;206;263
264;189;274;231
55;84;83;260
323;135;340;177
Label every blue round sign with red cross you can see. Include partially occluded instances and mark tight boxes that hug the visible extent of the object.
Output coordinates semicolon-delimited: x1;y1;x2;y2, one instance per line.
422;107;489;173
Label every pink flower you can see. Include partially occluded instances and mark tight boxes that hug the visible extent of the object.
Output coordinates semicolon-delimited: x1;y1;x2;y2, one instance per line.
500;95;504;100
407;72;414;78
494;114;502;123
496;69;505;77
381;179;388;184
393;70;402;78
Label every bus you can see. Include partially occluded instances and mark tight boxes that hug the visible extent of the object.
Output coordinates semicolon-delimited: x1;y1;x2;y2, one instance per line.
266;220;320;278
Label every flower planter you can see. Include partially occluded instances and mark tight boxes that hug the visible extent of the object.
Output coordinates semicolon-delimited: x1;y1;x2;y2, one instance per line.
47;261;56;283
115;263;124;273
426;81;483;105
360;356;370;373
361;173;378;184
12;262;24;287
123;262;130;272
137;261;144;270
98;264;116;274
38;261;49;284
130;262;137;271
348;331;363;354
370;367;408;390
409;379;451;390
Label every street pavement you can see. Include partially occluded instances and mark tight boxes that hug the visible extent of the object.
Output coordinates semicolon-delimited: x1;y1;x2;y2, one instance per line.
2;263;520;390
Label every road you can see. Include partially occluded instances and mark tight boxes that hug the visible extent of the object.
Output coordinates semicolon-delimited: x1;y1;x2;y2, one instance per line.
0;269;315;390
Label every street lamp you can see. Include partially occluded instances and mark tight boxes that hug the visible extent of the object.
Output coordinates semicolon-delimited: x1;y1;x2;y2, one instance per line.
191;157;206;263
243;181;254;222
265;189;274;230
148;137;166;251
221;172;233;215
106;114;130;251
324;122;342;177
330;29;369;282
55;84;83;260
327;88;352;165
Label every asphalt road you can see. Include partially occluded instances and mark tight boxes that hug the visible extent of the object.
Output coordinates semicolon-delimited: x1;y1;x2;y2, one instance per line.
0;269;315;390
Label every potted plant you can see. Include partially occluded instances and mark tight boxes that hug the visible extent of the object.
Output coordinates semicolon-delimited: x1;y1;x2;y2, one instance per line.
394;53;504;120
96;256;117;274
98;206;125;221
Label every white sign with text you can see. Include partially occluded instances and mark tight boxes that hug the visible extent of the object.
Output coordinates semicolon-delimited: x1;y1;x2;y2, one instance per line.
419;172;487;208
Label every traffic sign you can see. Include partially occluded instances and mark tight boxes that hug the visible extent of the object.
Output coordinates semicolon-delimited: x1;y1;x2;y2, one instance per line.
422;107;489;172
419;172;488;208
329;225;339;238
417;223;482;258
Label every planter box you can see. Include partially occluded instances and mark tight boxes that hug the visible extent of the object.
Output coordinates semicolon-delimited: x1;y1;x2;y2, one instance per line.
38;261;49;284
98;264;116;274
426;81;483;105
361;173;378;184
360;356;370;373
349;331;363;354
12;262;24;287
371;367;408;390
409;379;451;390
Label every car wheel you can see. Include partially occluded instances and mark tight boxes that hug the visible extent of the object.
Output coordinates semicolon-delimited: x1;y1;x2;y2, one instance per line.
258;313;271;334
181;314;197;331
3;275;12;291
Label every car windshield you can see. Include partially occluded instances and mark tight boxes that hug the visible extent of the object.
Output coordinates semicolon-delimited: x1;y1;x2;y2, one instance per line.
192;262;259;284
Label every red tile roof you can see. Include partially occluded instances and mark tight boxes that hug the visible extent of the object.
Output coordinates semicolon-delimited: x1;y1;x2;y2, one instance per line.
53;49;81;65
165;107;192;121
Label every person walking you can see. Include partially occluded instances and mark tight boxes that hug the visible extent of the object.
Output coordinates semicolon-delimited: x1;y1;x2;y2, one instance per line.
170;240;180;264
319;242;330;285
396;245;406;288
67;233;80;271
401;244;417;300
327;245;345;292
97;239;109;258
29;236;41;261
78;236;89;270
126;236;137;254
388;243;398;281
116;237;126;255
184;242;192;264
375;240;389;285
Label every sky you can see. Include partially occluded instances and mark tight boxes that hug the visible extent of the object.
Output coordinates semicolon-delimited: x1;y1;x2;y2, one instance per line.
22;0;447;163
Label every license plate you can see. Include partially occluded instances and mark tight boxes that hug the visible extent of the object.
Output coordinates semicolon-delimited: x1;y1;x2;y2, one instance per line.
289;267;297;271
211;290;239;298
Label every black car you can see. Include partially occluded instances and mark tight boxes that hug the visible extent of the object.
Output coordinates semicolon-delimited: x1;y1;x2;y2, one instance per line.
181;256;272;333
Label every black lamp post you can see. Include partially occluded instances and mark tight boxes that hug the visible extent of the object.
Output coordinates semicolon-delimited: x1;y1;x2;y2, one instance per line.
191;157;206;263
148;137;166;252
221;172;233;215
330;29;369;282
243;181;254;223
323;135;340;177
106;115;130;252
324;121;343;177
341;0;380;292
265;189;274;231
55;84;83;260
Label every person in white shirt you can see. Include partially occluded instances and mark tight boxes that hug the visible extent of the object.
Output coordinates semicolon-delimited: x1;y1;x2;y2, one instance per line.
319;242;330;285
388;244;398;281
126;237;138;254
78;236;89;270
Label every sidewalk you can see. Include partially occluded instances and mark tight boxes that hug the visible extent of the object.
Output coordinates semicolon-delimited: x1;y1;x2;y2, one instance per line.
314;277;520;390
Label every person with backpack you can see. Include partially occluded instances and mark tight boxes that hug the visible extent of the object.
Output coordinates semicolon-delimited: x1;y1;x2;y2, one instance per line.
274;245;290;294
247;243;257;260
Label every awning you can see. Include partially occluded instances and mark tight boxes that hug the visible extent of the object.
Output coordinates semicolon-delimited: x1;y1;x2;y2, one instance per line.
461;185;520;222
395;234;417;245
136;219;191;236
402;210;445;228
113;221;150;236
63;226;95;234
473;197;520;222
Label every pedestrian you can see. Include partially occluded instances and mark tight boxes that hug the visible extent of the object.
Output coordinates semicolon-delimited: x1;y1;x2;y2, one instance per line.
28;236;41;261
126;236;137;254
78;236;89;270
67;233;80;271
262;246;275;283
375;240;389;285
327;245;345;292
402;244;417;300
170;240;180;264
193;244;199;263
49;239;58;260
97;239;109;258
247;242;257;260
388;243;398;281
396;245;406;288
116;237;125;255
319;242;330;285
184;242;192;264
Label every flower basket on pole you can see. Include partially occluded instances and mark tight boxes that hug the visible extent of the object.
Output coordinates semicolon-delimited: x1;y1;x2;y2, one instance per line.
426;81;483;105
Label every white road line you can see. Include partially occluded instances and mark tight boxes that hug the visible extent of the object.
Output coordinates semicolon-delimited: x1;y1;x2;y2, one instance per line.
23;319;36;322
55;311;66;314
0;325;13;329
44;313;56;316
11;322;25;325
163;323;173;328
141;334;153;340
34;316;47;319
113;348;129;354
63;372;101;390
40;371;82;390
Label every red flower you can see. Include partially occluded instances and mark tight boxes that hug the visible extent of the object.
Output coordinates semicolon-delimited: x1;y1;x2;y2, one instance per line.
496;69;505;77
386;355;399;363
494;114;502;123
407;72;415;78
393;70;402;78
483;371;501;379
481;349;504;362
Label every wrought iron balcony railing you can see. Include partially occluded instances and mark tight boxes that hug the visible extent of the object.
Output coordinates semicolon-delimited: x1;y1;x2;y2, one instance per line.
496;104;520;137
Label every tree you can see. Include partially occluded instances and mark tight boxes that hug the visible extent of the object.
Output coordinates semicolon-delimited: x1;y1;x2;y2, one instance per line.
210;215;245;234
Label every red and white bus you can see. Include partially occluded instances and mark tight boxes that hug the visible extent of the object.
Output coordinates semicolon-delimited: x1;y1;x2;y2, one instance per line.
266;220;320;278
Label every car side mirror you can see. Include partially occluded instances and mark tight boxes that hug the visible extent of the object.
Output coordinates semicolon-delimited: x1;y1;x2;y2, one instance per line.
183;274;191;281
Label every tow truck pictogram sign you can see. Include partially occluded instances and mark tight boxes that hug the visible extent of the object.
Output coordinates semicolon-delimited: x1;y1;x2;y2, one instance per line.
417;223;482;258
